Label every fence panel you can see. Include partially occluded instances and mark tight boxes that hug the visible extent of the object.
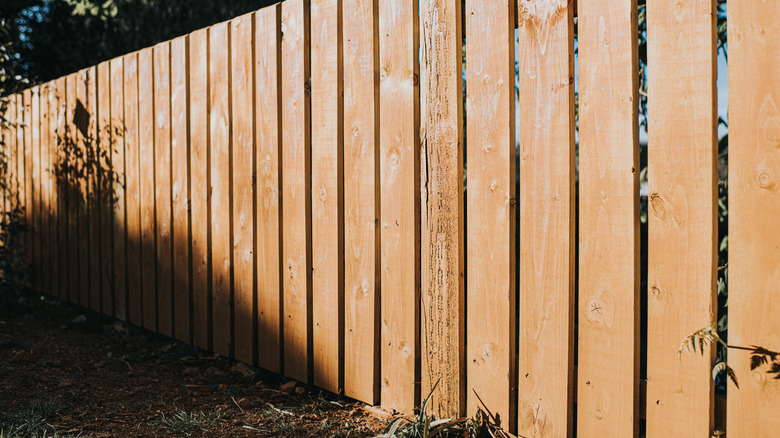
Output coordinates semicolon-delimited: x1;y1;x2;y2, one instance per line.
209;22;233;358
31;86;40;293
728;2;780;437
54;78;66;300
230;13;256;364
254;6;282;374
378;0;418;414
646;1;717;436
576;0;640;436
110;58;126;321
154;42;173;337
170;36;190;342
311;0;343;394
85;69;100;312
39;83;50;296
138;49;157;331
23;89;32;289
464;0;516;421
343;0;379;404
281;0;312;383
76;71;93;309
516;2;576;436
188;28;210;350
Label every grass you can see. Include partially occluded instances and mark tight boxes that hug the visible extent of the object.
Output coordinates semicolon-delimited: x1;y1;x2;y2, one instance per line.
0;398;71;438
150;407;221;436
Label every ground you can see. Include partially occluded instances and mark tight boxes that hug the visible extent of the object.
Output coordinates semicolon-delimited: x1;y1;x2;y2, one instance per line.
0;287;387;437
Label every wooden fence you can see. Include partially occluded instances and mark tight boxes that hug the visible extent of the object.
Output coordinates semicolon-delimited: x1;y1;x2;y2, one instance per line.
1;0;778;436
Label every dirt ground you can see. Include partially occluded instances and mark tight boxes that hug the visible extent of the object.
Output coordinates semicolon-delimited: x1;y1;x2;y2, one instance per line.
0;287;387;437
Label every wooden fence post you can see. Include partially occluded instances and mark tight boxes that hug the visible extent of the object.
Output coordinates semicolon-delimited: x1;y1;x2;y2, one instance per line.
419;0;464;418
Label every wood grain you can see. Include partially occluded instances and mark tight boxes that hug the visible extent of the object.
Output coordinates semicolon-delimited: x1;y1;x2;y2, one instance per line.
189;29;211;350
465;0;516;423
85;68;100;312
646;0;717;436
31;86;40;292
576;0;640;436
419;0;464;417
153;42;173;337
23;89;33;290
728;1;780;437
343;0;379;404
516;1;576;436
281;0;312;382
231;13;256;364
39;83;50;295
378;0;419;414
170;36;190;342
310;0;342;393
123;54;143;326
54;78;67;299
255;6;282;373
110;58;127;321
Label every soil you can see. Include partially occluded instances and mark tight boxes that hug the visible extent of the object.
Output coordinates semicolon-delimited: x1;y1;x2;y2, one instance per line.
0;287;387;437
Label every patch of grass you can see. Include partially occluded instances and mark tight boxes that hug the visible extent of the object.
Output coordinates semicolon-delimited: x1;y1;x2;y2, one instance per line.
150;407;220;436
0;398;66;438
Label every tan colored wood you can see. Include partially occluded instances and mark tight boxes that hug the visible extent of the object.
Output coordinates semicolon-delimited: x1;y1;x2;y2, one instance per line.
419;0;464;417
576;0;640;436
124;54;143;326
231;13;255;364
23;89;33;289
153;42;173;337
84;69;101;312
31;86;41;292
138;49;157;331
465;0;515;423
39;83;51;295
75;71;92;307
281;0;312;382
728;2;780;437
516;1;576;436
110;58;127;321
646;1;717;436
189;29;210;350
209;22;232;358
378;0;419;414
255;5;282;373
343;0;379;404
310;0;343;395
65;77;78;302
97;62;113;316
170;36;190;342
54;78;67;299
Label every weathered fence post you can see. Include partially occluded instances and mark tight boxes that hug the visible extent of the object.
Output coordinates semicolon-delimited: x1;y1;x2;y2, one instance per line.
419;0;464;418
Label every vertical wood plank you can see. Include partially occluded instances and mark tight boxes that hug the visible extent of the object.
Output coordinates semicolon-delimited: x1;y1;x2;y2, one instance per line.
378;0;419;413
576;0;640;436
154;42;173;337
646;0;717;436
516;1;576;436
139;48;157;331
22;89;32;288
124;54;143;326
311;0;343;394
85;68;101;312
31;86;40;292
419;0;464;417
728;2;780;437
255;6;282;373
189;29;211;349
231;13;255;364
39;84;51;295
111;58;127;321
65;76;79;303
97;61;113;316
281;0;312;382
48;82;59;298
76;70;91;308
209;22;232;358
171;36;191;342
465;0;516;422
343;0;379;404
55;78;67;300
